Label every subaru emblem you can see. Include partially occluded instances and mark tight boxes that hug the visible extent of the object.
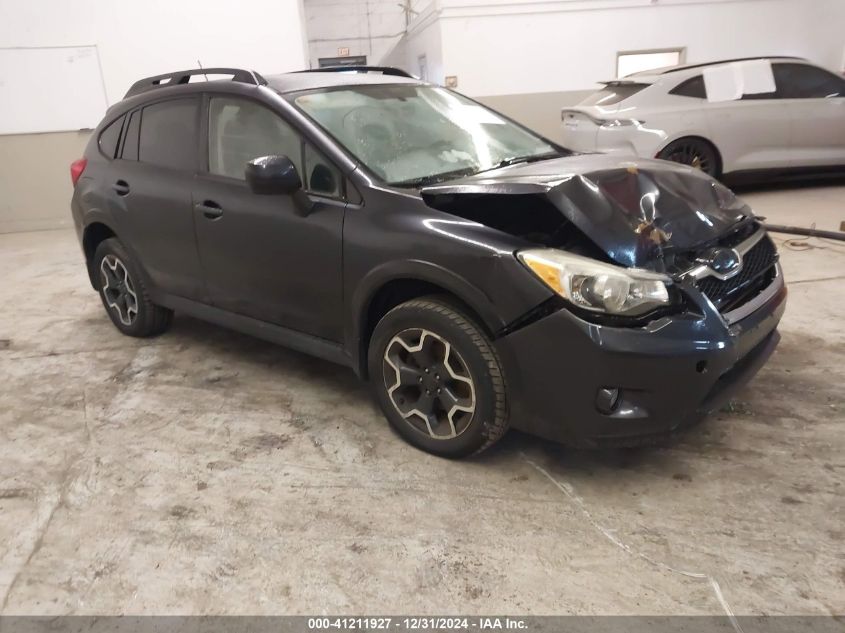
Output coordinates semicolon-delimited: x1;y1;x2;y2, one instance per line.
696;247;743;280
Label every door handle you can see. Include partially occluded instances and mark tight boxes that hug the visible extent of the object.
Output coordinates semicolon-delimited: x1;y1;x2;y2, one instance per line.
196;201;223;220
112;180;130;196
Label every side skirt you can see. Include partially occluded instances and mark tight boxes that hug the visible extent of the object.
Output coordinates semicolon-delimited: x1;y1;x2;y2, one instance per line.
158;294;353;369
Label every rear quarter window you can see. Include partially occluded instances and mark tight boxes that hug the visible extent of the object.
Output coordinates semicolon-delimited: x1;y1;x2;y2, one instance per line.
669;75;706;99
121;110;140;160
98;115;125;158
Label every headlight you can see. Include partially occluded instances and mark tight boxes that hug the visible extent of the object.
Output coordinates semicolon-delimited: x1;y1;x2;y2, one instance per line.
518;249;672;316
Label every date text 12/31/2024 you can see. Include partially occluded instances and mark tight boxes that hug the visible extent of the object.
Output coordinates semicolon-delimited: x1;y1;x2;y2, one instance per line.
308;617;529;630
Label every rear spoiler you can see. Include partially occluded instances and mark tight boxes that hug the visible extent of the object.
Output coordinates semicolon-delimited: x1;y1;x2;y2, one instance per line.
600;79;654;86
298;65;415;78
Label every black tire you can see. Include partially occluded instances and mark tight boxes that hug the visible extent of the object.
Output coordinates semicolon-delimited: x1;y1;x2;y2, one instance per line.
368;296;509;458
657;137;721;178
93;238;173;337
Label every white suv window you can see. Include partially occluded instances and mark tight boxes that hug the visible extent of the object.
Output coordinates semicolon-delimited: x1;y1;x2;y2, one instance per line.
774;63;845;99
669;76;706;99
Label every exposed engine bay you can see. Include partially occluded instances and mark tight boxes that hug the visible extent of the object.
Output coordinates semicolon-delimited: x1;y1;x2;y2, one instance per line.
421;155;755;275
421;192;611;261
420;157;782;319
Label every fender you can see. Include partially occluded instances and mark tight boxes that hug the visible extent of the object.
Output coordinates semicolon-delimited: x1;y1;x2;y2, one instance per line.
81;214;156;295
82;209;118;237
347;258;509;377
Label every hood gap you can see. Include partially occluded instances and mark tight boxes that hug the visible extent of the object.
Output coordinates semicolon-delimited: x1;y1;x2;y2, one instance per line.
422;192;610;260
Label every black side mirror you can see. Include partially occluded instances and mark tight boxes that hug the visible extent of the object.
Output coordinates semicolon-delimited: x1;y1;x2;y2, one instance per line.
245;155;301;195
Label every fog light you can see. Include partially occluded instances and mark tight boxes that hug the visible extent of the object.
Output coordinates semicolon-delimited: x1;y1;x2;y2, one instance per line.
595;387;620;414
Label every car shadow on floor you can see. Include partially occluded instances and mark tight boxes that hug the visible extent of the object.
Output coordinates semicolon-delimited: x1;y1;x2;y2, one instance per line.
167;313;363;393
478;426;688;471
164;313;694;477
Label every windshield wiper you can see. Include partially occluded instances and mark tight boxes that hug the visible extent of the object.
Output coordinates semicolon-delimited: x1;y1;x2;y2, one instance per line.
392;166;480;188
392;151;562;188
494;156;531;169
491;151;562;170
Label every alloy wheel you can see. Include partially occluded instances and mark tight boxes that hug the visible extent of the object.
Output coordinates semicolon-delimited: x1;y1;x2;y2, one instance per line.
100;255;139;326
664;141;715;175
382;328;476;440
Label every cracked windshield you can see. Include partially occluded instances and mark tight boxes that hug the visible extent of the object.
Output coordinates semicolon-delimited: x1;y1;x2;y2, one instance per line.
293;84;559;186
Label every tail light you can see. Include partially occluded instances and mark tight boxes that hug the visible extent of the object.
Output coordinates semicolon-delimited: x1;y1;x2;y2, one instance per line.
70;158;88;186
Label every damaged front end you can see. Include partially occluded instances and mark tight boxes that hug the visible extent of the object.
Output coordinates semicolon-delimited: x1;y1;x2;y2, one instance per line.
422;155;779;325
418;155;786;446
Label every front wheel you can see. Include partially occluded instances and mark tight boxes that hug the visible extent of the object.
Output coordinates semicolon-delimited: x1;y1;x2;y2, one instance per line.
657;138;720;178
368;297;509;458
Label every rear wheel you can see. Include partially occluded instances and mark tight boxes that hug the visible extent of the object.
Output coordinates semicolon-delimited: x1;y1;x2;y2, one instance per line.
93;238;173;337
657;137;720;178
368;297;509;458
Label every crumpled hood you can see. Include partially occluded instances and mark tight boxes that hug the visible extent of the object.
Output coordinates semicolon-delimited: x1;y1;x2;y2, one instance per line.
421;154;750;268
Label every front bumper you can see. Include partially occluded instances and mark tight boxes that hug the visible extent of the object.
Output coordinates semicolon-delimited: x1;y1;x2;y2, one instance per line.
495;269;787;446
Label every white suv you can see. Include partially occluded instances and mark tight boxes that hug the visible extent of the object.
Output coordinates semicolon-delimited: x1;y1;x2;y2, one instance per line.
561;57;845;178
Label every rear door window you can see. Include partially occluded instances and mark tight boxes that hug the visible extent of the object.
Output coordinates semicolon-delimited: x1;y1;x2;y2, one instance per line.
98;115;125;158
138;98;199;170
741;90;779;101
774;63;845;99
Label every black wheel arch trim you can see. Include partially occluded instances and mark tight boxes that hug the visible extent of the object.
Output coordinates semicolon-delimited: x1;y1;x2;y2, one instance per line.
82;216;155;294
82;214;120;288
348;259;508;378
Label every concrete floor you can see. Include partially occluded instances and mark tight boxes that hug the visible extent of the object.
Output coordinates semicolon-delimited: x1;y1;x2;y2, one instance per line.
0;181;843;616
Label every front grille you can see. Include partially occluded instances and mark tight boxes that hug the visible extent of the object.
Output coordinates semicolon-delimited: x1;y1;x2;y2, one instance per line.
696;236;778;311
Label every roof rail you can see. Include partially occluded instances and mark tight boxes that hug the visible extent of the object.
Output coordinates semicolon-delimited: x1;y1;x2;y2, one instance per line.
660;56;806;74
124;68;267;98
302;65;414;78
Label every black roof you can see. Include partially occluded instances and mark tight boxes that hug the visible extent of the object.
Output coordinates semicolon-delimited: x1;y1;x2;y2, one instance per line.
267;70;421;94
298;65;413;77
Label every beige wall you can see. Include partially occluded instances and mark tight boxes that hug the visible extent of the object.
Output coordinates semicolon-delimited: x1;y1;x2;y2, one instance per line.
1;0;309;235
476;90;592;143
0;131;91;234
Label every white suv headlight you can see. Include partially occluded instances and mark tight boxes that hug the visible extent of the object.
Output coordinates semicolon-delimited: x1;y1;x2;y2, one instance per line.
518;249;672;316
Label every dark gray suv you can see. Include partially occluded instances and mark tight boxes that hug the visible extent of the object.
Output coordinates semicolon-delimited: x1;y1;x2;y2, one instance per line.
70;66;786;457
